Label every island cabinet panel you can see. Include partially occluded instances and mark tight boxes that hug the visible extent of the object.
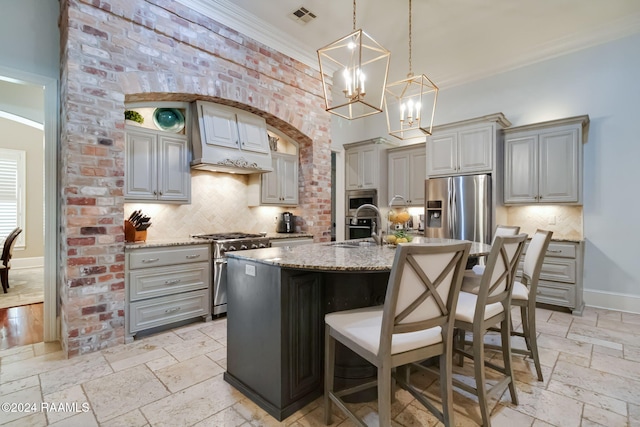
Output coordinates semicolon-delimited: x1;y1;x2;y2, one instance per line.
284;272;323;402
224;258;323;421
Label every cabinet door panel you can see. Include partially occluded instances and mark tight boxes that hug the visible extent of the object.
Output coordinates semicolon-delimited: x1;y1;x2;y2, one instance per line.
458;126;493;173
504;135;538;204
360;146;377;188
408;150;426;205
280;155;299;204
125;129;157;200
158;136;190;202
345;150;361;189
237;111;269;154
539;129;579;203
261;156;280;204
200;103;239;149
388;153;410;200
427;132;457;176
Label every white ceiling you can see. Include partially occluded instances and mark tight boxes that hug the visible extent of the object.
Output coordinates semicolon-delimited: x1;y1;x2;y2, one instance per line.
182;0;640;88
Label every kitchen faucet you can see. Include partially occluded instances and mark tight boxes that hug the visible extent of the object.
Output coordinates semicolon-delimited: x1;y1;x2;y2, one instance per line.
353;203;384;245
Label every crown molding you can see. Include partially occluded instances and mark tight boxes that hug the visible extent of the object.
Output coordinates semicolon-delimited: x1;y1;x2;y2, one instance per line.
176;0;320;71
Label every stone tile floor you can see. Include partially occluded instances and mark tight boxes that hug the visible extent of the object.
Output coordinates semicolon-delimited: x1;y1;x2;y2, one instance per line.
1;306;639;426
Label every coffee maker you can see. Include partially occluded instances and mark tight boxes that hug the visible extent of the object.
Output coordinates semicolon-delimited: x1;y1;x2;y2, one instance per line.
276;212;296;233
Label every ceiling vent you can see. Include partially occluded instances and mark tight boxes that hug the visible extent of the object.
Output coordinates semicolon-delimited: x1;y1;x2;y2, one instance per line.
289;6;317;24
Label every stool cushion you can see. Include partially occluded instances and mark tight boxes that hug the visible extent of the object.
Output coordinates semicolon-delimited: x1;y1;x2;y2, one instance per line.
511;281;529;301
455;291;504;323
325;306;443;356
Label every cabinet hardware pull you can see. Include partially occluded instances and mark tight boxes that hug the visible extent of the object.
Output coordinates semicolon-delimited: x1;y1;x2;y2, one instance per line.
142;258;160;263
546;249;562;253
185;254;201;259
153;191;158;195
164;279;182;285
159;191;163;195
165;307;181;313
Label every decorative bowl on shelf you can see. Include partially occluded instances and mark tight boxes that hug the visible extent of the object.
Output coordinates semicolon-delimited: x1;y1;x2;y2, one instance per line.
153;108;185;132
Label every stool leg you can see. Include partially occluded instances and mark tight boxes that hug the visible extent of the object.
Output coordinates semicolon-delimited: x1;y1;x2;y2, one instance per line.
324;328;335;425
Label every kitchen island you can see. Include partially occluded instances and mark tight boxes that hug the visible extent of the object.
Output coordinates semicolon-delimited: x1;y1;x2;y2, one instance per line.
224;238;490;421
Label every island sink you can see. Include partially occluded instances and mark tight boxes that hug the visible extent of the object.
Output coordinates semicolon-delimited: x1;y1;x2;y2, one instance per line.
328;240;377;248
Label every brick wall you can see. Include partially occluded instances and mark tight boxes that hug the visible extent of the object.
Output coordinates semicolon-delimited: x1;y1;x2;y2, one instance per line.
58;0;331;356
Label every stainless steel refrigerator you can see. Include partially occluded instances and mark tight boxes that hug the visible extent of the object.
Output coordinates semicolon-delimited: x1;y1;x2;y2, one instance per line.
424;174;492;244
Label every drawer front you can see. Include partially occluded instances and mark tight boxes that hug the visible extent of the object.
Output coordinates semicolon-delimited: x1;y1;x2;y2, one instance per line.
539;258;576;284
536;281;575;308
129;289;210;333
128;245;210;269
544;242;576;258
129;261;210;301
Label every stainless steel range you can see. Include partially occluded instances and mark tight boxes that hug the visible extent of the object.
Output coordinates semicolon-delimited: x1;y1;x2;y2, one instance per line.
192;232;270;316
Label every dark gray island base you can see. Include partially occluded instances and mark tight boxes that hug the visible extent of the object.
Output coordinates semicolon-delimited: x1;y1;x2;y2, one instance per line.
223;239;490;421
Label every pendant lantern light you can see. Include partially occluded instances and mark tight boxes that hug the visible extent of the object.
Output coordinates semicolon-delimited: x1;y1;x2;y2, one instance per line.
384;0;438;139
317;0;390;120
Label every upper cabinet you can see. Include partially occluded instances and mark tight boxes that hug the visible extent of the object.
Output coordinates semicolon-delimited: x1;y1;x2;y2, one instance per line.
191;101;273;174
504;116;589;205
427;113;511;177
344;138;395;201
345;143;378;190
199;102;269;154
388;144;426;206
248;131;299;207
261;152;298;205
125;125;190;203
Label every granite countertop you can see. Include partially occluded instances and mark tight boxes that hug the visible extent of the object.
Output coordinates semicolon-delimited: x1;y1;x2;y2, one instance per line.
226;237;491;272
265;232;314;240
124;237;209;250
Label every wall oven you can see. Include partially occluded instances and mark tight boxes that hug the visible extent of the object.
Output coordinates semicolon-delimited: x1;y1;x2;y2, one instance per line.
346;189;377;217
346;217;375;240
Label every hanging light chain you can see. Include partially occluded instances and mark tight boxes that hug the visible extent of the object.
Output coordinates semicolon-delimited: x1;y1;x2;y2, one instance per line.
408;0;413;76
353;0;357;30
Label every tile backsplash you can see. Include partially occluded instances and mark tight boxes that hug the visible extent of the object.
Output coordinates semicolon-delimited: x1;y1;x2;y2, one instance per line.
125;170;290;239
505;205;583;240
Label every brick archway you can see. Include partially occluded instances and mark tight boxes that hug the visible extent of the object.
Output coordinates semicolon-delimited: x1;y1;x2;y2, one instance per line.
59;0;331;356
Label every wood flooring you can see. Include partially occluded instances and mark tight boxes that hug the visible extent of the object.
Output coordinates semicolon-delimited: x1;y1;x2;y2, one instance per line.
0;302;44;350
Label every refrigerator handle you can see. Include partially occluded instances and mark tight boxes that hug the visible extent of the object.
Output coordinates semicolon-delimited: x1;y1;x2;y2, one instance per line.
449;178;456;238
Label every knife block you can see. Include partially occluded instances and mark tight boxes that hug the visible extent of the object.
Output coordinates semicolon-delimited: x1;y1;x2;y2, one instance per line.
124;220;147;243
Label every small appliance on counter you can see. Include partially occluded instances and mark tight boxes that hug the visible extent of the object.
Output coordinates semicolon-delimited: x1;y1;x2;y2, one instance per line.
276;211;296;233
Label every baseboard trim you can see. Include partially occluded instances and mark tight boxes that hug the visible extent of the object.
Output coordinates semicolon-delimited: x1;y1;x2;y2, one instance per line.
584;289;640;314
12;256;44;269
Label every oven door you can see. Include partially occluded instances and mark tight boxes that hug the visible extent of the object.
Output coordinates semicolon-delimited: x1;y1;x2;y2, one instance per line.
346;217;374;240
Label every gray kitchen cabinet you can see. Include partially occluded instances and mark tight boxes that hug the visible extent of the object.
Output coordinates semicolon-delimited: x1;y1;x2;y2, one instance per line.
125;126;190;203
504;115;589;205
426;113;511;177
345;143;378;190
387;143;426;206
125;243;211;342
261;152;298;205
518;240;584;315
198;102;269;154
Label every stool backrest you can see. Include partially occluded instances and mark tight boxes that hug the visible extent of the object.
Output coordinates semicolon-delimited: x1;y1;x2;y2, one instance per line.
523;229;553;286
480;234;527;306
380;242;471;352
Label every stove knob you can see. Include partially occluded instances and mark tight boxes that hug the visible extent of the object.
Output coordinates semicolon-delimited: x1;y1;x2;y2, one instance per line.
250;243;259;249
228;245;237;251
240;244;248;250
259;243;267;248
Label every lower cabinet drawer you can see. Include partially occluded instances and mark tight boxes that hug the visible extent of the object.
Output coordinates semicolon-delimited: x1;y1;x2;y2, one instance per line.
535;281;575;308
129;289;210;333
539;258;576;284
129;262;210;301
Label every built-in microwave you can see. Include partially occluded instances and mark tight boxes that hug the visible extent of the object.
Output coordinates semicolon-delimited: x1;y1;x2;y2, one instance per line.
346;189;377;217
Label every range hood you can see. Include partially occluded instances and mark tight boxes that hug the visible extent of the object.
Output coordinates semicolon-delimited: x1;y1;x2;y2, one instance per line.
190;101;273;174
